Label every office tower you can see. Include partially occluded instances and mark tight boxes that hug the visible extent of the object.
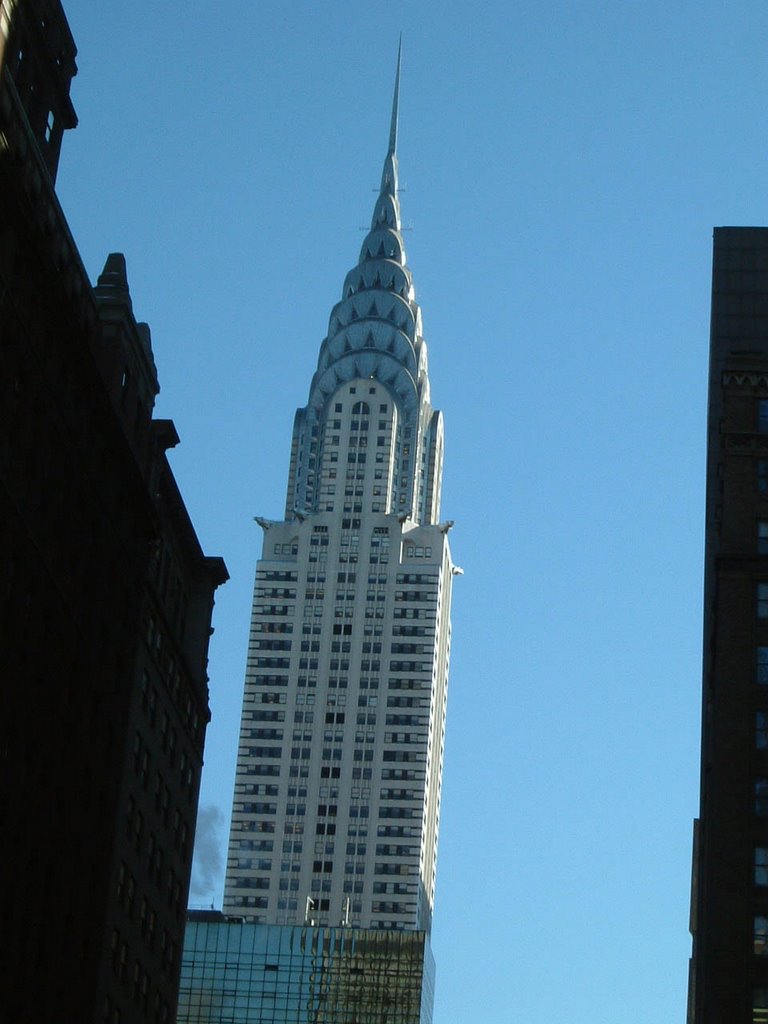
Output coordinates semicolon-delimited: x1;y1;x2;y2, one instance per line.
0;3;227;1022
688;228;768;1024
179;913;435;1024
223;47;457;934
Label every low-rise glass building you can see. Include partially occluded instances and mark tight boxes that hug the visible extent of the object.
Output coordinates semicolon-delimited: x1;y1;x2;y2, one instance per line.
177;913;434;1024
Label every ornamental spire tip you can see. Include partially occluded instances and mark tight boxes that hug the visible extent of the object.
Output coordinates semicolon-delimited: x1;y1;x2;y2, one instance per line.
388;35;402;156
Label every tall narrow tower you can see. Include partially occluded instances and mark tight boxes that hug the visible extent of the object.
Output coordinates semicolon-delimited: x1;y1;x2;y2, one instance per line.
223;48;455;933
689;228;768;1023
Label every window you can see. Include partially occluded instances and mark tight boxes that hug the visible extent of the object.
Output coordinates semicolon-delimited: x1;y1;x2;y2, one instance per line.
756;847;768;887
759;399;768;433
759;460;768;494
756;917;768;956
760;522;768;555
759;583;768;618
756;989;768;1024
758;648;768;685
758;712;768;750
756;780;768;815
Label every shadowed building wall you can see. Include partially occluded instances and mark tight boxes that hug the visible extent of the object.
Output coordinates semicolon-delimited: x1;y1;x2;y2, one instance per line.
689;227;768;1024
0;2;227;1021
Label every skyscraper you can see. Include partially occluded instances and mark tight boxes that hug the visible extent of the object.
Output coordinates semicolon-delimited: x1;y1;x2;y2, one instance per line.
223;46;457;934
688;228;768;1023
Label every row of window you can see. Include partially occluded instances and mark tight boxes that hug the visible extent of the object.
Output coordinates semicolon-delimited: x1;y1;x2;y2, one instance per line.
236;795;424;829
139;671;202;756
109;928;177;998
143;618;203;734
404;545;433;558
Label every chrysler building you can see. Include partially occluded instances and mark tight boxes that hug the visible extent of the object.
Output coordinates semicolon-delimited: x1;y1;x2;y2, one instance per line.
223;46;457;933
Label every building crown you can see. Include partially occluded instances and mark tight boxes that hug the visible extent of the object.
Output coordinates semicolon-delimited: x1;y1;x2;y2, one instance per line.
285;41;445;526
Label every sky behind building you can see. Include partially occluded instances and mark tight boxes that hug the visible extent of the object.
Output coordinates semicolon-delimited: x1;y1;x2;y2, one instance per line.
56;2;768;1021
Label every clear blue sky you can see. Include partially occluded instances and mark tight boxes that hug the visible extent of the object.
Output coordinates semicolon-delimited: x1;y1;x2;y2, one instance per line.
57;2;768;1021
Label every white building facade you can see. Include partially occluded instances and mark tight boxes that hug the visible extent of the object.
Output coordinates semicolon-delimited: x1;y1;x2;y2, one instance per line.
223;52;456;933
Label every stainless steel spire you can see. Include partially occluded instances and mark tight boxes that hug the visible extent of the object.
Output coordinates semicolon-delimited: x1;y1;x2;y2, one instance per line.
380;39;401;200
389;36;402;156
284;42;445;527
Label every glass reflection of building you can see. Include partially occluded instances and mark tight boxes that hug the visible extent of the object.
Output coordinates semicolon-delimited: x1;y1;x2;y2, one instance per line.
178;913;434;1024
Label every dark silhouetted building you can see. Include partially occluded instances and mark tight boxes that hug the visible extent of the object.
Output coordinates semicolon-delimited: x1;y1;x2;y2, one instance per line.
689;228;768;1024
0;2;227;1022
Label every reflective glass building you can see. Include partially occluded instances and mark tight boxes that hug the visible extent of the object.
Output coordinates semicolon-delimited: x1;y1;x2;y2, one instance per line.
178;914;434;1024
